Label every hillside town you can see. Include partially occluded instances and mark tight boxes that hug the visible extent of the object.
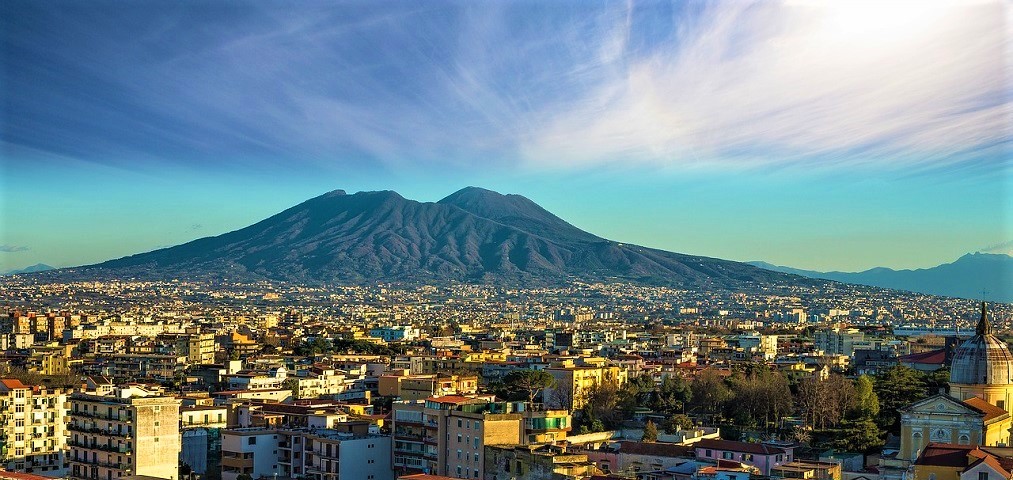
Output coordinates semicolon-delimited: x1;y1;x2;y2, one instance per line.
0;276;1010;480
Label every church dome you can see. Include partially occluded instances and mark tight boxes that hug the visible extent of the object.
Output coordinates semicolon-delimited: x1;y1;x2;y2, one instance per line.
949;303;1013;385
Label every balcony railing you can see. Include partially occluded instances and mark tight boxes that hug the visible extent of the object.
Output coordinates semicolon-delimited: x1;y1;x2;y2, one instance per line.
70;411;128;421
68;441;131;453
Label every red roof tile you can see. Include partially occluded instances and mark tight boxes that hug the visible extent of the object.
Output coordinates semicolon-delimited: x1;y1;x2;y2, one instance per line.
963;397;1009;422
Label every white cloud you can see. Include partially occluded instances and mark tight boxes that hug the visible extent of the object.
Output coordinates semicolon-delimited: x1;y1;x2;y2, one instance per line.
521;0;1009;171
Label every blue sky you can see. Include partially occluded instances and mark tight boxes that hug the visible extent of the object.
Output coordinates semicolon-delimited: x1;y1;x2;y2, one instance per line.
1;0;1009;273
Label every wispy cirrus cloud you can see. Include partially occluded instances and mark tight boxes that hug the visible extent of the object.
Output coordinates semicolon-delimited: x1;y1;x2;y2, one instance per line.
0;245;30;253
2;0;1007;175
521;1;1009;171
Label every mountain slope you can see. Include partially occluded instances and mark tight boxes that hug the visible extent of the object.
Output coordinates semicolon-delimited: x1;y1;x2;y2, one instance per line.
749;253;1012;301
2;263;55;275
61;188;812;288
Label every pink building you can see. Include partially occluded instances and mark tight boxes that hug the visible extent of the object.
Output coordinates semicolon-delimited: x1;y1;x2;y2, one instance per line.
694;439;794;475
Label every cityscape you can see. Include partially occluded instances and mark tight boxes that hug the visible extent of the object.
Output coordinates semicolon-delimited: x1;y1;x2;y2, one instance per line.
1;2;1009;480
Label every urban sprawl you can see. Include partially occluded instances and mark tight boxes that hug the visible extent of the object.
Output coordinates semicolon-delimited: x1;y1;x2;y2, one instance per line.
0;277;1010;480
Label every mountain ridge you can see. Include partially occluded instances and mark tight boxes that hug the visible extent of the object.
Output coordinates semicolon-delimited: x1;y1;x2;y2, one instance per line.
749;253;1012;302
43;187;810;289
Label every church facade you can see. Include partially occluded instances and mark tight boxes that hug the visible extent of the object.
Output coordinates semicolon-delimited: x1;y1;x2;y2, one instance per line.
892;304;1013;479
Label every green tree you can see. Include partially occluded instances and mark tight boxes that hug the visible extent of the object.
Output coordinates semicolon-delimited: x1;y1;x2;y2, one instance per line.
852;375;880;419
873;366;929;433
503;370;556;404
642;420;659;442
662;414;694;433
654;375;692;413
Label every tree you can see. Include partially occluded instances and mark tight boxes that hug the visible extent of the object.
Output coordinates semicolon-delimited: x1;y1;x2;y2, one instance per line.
873;366;929;433
726;368;793;430
642;420;659;442
689;369;732;417
852;375;880;420
796;374;855;429
503;370;556;404
662;414;694;434
578;380;625;430
654;375;692;414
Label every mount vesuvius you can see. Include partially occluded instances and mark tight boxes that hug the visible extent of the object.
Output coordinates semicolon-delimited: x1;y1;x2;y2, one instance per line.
64;187;812;289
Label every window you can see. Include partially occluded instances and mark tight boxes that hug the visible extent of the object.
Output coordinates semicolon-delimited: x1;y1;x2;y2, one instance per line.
474;437;479;448
723;452;733;460
458;419;462;427
458;434;462;443
705;450;712;457
248;437;257;445
979;473;988;480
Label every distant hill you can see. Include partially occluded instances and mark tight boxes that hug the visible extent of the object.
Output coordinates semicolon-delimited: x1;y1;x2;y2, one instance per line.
2;263;55;275
749;253;1012;302
47;187;814;289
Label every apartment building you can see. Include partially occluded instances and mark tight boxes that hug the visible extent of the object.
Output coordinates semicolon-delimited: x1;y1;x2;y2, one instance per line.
542;362;628;410
221;425;392;480
67;385;181;480
392;396;572;479
181;405;228;476
379;373;479;400
0;379;69;475
153;331;216;365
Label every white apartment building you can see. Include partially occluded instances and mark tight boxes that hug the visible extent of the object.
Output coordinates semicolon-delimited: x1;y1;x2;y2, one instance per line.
68;385;181;480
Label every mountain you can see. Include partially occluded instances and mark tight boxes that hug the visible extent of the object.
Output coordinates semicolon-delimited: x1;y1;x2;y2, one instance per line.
55;187;813;289
2;263;55;275
749;253;1013;302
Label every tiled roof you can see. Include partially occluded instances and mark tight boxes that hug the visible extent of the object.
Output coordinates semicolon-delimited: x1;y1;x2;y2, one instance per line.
0;379;28;390
963;397;1009;422
915;443;985;468
969;455;1013;479
899;349;947;365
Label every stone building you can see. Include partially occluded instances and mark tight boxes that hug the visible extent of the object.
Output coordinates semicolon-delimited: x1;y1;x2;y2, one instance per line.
68;385;181;480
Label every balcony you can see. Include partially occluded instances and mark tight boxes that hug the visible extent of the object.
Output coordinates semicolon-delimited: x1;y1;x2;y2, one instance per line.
67;425;132;438
394;431;425;441
221;456;254;469
71;411;127;422
68;441;131;453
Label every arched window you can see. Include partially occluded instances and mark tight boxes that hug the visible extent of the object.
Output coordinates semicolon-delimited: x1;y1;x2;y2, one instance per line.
959;434;970;445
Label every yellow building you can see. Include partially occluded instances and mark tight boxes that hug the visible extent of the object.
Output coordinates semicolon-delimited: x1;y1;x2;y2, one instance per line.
894;304;1013;480
543;362;627;410
0;379;69;475
899;395;1010;462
